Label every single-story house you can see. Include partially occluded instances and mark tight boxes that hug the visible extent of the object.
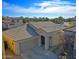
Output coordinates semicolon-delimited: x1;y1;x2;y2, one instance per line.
3;21;67;55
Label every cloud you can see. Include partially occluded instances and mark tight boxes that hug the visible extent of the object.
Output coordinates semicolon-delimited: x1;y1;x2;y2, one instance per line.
34;0;75;8
2;0;76;18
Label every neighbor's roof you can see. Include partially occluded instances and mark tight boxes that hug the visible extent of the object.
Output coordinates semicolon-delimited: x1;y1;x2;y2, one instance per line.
30;21;67;33
3;24;32;41
65;27;76;32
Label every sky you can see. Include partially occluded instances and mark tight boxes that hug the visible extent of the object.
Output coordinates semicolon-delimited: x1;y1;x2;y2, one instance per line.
2;0;76;18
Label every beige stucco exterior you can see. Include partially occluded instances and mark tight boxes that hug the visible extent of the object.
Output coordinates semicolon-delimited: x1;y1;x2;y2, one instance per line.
14;36;40;55
3;22;66;55
49;30;64;47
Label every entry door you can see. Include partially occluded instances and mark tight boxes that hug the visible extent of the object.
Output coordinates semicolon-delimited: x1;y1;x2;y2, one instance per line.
41;35;45;46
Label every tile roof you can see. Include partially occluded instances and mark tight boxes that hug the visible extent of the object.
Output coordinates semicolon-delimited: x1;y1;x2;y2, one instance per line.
3;24;32;41
30;21;67;33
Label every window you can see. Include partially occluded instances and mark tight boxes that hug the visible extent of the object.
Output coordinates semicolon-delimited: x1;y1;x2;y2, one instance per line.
41;35;45;46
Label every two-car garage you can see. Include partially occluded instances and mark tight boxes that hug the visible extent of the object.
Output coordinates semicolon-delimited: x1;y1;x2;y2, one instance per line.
18;36;39;54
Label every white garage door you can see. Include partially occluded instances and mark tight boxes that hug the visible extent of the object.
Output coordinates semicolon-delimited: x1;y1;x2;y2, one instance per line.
20;38;38;53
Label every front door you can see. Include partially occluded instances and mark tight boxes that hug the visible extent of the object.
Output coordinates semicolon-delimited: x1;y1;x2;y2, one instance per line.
41;35;45;46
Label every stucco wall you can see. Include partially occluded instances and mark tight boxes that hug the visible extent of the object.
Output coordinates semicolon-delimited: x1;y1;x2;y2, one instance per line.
27;24;39;36
19;36;39;53
48;30;64;48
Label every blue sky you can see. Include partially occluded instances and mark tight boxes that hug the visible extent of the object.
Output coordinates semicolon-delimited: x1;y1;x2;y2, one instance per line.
2;0;76;18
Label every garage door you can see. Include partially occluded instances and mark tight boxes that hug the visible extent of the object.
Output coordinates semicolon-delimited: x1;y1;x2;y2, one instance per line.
20;38;38;53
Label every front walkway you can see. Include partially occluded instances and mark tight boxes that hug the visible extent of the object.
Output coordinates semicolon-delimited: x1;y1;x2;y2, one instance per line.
21;47;58;59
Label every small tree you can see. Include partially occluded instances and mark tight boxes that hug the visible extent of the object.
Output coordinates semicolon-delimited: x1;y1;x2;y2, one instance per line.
23;19;26;23
58;16;64;24
67;18;73;22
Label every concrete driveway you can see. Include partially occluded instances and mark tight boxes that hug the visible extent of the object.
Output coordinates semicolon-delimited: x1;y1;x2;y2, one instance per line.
21;47;58;59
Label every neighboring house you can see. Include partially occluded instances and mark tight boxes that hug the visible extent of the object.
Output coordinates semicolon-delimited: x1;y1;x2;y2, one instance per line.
2;22;8;30
3;22;67;57
2;20;10;30
64;27;76;59
2;17;23;31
